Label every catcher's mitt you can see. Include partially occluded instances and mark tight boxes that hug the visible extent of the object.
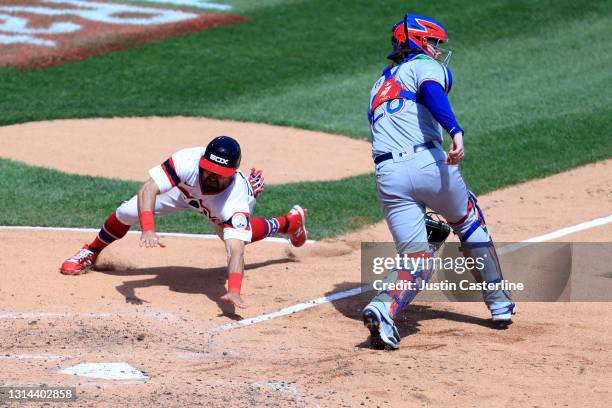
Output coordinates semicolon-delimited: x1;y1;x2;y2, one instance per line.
425;212;451;251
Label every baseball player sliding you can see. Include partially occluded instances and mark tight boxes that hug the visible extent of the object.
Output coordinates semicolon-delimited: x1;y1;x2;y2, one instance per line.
60;136;307;309
363;14;516;349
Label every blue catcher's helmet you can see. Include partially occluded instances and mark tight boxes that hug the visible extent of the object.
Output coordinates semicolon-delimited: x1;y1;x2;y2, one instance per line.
388;14;452;66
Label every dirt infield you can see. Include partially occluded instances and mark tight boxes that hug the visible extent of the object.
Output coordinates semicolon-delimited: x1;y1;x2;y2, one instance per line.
1;154;610;406
0;117;372;185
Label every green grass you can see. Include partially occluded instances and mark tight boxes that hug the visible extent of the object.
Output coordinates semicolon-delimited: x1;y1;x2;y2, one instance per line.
463;107;612;193
1;0;609;136
2;100;608;238
0;0;611;237
0;159;379;239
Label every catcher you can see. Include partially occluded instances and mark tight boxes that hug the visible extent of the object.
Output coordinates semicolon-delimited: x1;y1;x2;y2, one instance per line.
363;13;515;349
59;136;307;308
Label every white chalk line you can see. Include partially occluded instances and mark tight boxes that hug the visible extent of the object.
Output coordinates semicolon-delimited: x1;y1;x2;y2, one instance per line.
217;286;367;331
217;214;612;331
0;309;178;321
498;214;612;255
0;225;315;245
0;312;112;319
0;354;66;360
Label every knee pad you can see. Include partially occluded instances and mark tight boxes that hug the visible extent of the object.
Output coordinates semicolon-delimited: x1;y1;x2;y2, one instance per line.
450;191;490;243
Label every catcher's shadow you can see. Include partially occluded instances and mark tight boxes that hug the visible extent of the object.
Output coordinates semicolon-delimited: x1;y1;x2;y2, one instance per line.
325;281;499;348
96;258;294;320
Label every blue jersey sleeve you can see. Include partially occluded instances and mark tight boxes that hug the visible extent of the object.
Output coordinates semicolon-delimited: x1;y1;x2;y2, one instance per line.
417;81;463;138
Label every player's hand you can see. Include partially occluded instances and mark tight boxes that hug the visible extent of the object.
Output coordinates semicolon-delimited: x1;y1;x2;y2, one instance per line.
221;291;246;308
139;230;166;248
445;133;464;165
248;168;265;198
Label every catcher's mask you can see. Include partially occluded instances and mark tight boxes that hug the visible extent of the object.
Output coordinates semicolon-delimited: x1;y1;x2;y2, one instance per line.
388;13;452;66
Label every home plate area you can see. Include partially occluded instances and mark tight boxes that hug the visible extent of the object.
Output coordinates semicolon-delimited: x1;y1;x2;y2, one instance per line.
1;218;612;406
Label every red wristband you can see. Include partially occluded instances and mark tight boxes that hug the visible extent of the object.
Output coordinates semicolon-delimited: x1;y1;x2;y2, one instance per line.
139;211;155;232
227;272;243;294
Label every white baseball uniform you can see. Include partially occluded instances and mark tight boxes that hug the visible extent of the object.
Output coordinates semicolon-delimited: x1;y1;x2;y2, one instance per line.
115;147;256;242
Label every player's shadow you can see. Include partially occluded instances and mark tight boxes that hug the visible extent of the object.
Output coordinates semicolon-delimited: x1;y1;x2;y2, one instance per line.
325;282;500;349
96;258;294;320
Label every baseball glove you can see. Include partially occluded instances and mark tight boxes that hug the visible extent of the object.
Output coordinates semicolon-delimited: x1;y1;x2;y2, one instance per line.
425;212;451;250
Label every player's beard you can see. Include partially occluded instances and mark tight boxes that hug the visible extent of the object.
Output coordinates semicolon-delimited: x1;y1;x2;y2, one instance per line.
200;172;233;194
201;177;221;193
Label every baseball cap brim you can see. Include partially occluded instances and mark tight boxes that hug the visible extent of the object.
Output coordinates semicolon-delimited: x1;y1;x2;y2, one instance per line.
199;157;237;177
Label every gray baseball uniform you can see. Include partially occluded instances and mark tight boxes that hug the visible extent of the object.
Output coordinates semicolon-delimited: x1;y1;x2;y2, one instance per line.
366;55;513;321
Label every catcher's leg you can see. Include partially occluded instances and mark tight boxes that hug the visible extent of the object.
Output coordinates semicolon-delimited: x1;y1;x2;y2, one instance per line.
364;160;435;348
365;200;434;319
418;164;515;323
364;239;435;349
448;192;515;323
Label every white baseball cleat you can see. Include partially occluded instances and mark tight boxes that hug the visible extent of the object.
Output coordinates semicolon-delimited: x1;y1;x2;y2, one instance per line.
362;304;401;350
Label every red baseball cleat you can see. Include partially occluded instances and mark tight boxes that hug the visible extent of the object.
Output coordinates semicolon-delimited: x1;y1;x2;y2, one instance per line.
60;244;98;275
286;205;308;247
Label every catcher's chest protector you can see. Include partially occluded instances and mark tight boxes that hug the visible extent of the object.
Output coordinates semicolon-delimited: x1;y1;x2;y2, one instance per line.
370;66;416;114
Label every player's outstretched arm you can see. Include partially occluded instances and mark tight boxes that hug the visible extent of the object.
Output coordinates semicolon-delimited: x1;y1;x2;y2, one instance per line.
220;238;246;308
137;178;166;248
